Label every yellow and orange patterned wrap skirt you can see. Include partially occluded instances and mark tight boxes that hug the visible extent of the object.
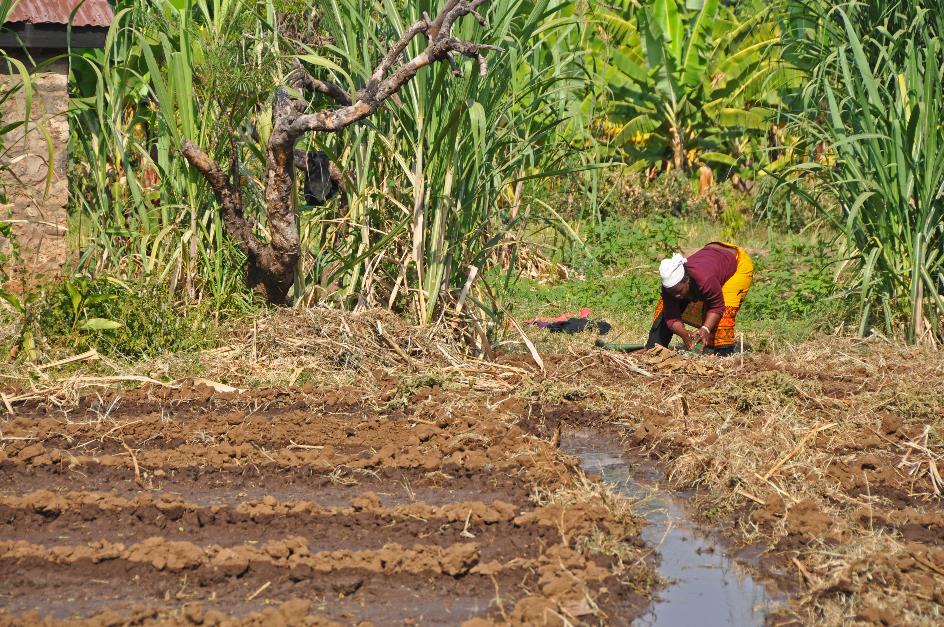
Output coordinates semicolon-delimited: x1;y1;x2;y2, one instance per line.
652;242;753;349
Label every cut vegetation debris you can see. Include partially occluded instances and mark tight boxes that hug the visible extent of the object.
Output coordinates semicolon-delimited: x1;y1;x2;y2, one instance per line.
549;336;944;625
3;309;942;624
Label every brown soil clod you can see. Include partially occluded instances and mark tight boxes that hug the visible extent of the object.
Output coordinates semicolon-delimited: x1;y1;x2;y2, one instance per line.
0;378;653;625
5;329;936;625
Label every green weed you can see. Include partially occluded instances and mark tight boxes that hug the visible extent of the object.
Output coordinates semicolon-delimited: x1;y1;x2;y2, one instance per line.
38;278;219;359
576;214;683;271
385;371;454;409
712;370;807;413
719;206;747;241
742;240;846;324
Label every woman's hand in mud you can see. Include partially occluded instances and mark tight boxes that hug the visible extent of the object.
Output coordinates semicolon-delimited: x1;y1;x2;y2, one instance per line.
668;320;693;348
693;326;711;348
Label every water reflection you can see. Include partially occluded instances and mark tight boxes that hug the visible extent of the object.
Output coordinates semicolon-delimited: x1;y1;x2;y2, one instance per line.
565;431;781;626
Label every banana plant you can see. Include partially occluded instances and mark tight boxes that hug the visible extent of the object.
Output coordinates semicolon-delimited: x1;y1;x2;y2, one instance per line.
594;0;785;176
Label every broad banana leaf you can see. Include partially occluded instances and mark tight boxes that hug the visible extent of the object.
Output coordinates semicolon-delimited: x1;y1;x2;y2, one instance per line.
681;0;718;88
712;106;774;130
700;151;738;165
651;0;684;63
615;114;662;143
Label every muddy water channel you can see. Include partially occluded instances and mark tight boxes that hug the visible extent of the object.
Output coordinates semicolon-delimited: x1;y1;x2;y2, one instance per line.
565;430;782;626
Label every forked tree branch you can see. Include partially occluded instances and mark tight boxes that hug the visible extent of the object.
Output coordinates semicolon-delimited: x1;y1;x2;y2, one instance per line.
287;0;498;136
180;140;261;258
289;59;353;106
180;0;495;304
428;0;462;38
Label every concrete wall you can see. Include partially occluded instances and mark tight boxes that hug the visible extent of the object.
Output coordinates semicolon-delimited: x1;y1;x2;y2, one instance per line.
1;54;70;277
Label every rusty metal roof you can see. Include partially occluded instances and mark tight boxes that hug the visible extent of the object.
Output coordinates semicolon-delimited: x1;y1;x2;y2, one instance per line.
6;0;115;28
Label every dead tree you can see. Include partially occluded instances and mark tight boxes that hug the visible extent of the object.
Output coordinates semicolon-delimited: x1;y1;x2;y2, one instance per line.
181;0;497;304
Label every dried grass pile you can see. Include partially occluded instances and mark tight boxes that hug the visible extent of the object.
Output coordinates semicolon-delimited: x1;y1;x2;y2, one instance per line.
0;307;494;410
596;337;944;624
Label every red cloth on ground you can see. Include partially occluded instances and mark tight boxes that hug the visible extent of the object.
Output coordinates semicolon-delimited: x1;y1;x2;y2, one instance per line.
525;307;591;325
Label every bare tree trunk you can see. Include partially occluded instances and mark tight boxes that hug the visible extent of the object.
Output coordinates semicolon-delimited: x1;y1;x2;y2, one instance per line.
671;127;687;173
257;91;301;303
698;165;713;196
181;0;497;305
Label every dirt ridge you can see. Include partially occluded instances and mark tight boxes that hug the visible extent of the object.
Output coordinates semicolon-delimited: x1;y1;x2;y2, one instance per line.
1;380;651;625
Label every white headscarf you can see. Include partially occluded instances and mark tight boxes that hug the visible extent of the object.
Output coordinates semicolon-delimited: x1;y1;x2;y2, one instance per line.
659;253;687;288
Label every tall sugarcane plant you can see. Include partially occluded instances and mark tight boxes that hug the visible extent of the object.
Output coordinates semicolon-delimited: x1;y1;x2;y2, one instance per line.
69;0;286;309
781;0;944;343
68;0;590;322
309;0;588;321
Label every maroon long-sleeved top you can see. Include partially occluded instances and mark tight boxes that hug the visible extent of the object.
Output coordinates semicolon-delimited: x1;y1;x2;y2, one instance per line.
662;245;737;326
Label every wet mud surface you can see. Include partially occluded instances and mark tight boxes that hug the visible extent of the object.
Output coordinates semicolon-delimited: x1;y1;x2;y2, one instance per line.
0;383;651;625
575;344;944;625
565;431;783;626
5;340;936;624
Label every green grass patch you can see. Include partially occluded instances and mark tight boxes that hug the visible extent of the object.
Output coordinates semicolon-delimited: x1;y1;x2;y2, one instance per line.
39;278;221;359
497;215;851;351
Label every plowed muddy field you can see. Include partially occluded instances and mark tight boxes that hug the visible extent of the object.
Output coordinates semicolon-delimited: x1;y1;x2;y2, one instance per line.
0;379;651;626
3;333;943;626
